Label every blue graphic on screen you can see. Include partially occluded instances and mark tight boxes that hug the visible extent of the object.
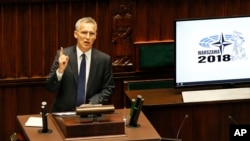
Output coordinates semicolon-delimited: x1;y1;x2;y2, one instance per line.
199;31;247;61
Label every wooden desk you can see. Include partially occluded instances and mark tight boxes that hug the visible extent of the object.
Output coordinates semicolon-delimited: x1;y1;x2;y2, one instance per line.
17;109;161;141
125;88;183;106
125;88;250;141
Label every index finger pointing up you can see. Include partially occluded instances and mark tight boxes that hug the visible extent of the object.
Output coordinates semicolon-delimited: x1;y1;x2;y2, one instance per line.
60;47;64;56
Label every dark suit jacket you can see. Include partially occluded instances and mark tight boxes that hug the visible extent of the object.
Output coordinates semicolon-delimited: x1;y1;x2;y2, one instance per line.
45;46;115;112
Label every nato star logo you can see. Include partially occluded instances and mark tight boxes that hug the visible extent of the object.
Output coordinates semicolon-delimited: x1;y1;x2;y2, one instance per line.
212;33;232;54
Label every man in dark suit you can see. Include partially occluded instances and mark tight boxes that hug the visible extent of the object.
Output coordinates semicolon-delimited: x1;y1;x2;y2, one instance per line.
45;17;115;112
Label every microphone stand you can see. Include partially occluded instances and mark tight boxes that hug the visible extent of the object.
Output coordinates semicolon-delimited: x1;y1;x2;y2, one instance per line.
38;101;52;134
228;115;238;125
161;114;188;141
176;114;189;139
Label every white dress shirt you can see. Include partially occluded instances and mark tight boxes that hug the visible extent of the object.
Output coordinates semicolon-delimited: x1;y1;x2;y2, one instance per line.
56;46;92;89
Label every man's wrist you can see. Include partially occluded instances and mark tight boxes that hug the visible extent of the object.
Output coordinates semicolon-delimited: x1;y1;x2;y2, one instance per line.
56;69;63;81
57;68;64;73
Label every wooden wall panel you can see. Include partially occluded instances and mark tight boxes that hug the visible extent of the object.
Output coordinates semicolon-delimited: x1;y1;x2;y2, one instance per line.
241;0;250;14
43;3;59;74
188;0;203;17
200;0;215;17
174;0;188;19
227;0;241;16
1;5;17;78
57;2;74;47
2;88;18;141
134;0;148;41
0;90;3;141
161;0;175;40
96;0;111;54
0;8;2;79
16;5;31;77
147;0;161;40
31;4;44;76
16;87;32;114
214;0;227;16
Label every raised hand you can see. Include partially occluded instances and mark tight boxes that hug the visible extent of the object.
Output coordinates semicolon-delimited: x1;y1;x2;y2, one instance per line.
58;47;69;73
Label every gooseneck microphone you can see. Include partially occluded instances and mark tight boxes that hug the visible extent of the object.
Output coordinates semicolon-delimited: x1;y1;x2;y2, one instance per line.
228;115;238;125
176;114;189;139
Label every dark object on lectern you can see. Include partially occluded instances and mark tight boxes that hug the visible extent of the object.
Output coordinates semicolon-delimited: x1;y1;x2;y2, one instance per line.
38;101;53;134
76;104;115;117
128;95;144;127
53;111;125;138
41;102;48;133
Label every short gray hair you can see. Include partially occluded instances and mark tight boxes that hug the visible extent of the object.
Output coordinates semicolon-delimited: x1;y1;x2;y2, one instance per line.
75;17;97;31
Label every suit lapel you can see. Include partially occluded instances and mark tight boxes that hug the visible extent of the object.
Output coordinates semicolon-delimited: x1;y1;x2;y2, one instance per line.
68;47;78;85
87;49;99;92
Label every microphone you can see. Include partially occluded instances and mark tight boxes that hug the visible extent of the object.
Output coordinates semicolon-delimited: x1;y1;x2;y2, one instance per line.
41;101;48;133
128;95;144;127
228;115;238;125
38;101;52;134
176;114;189;139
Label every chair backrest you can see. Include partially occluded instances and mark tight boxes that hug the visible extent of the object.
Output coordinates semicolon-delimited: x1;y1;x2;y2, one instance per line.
134;41;175;72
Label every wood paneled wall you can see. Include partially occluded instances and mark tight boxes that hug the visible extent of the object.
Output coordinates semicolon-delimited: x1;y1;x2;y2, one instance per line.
0;0;103;78
134;0;250;41
1;0;250;78
1;0;250;140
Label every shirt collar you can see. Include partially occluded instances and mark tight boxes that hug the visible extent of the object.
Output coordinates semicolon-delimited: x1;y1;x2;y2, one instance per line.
76;46;92;60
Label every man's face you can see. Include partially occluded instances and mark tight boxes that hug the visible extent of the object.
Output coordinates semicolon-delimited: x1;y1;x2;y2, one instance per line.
74;22;97;52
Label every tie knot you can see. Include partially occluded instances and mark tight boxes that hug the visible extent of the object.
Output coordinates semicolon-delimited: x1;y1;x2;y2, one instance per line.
81;53;85;58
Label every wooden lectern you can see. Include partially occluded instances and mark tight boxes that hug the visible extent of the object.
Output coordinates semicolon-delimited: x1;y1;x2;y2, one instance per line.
53;112;125;138
17;109;161;141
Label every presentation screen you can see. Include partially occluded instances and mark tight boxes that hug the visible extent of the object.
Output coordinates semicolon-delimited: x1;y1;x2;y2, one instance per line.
175;16;250;88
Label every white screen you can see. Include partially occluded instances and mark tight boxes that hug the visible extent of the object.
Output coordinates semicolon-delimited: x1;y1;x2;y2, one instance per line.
175;16;250;87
